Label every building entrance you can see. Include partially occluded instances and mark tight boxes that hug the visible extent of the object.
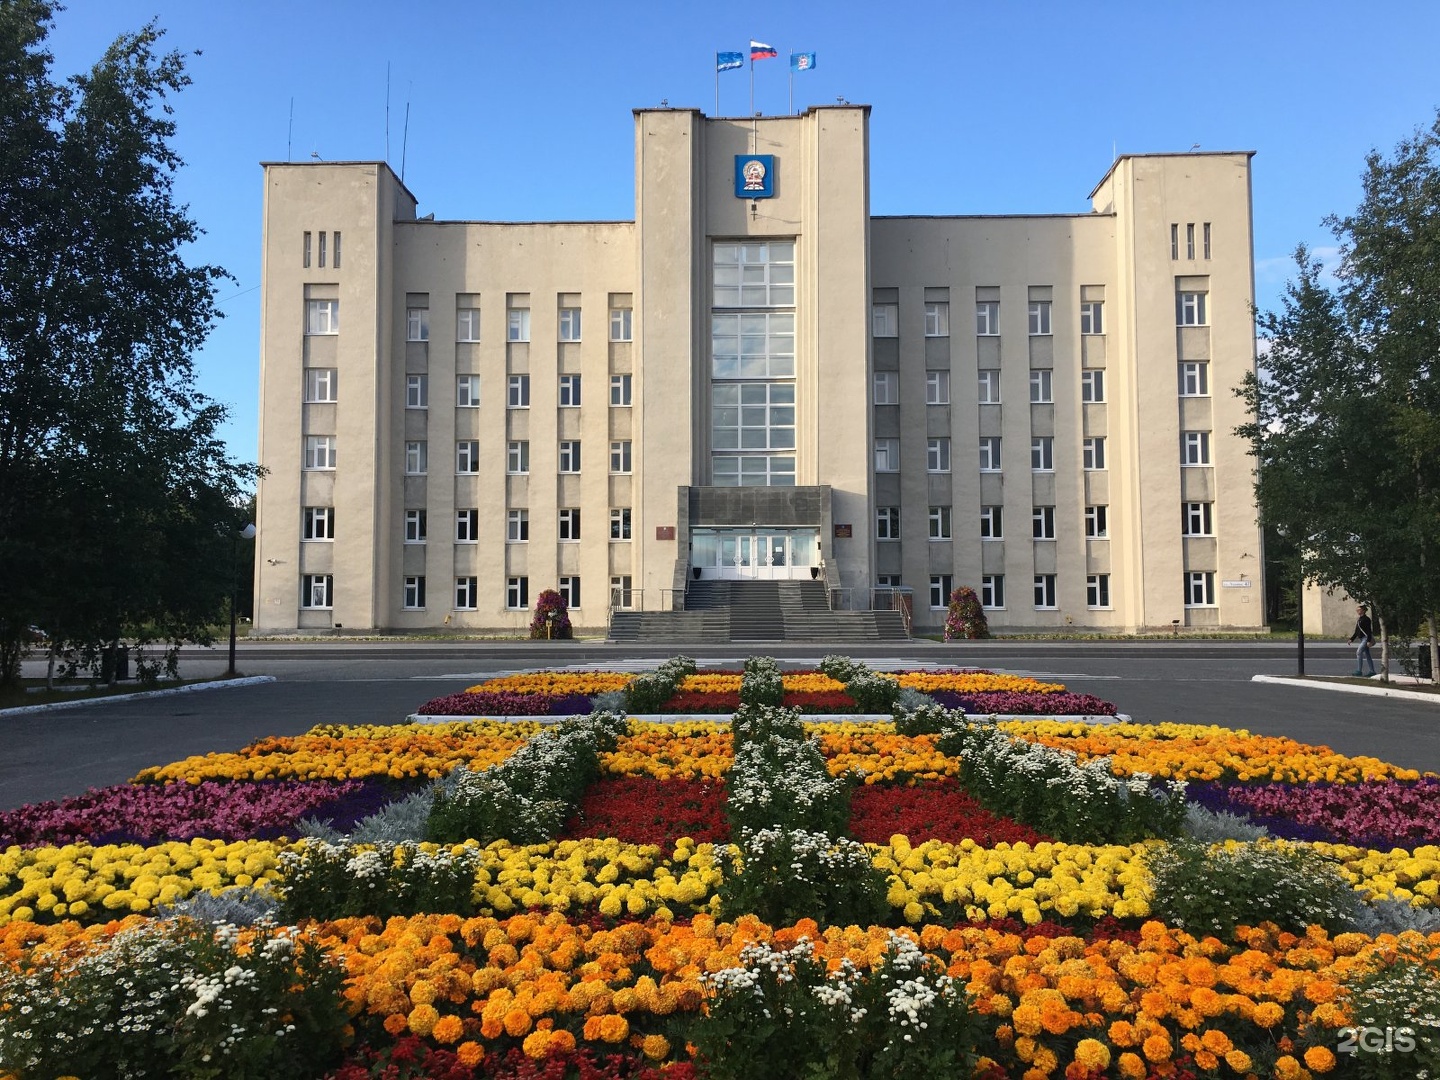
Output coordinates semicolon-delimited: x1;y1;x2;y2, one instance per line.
690;527;820;580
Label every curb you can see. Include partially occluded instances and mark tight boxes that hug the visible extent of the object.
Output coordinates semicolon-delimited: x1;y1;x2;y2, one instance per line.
0;676;278;716
1251;674;1439;705
407;712;1131;725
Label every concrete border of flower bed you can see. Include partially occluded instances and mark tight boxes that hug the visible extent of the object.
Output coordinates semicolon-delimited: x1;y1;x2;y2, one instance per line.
406;711;1130;725
0;675;278;716
1252;673;1440;704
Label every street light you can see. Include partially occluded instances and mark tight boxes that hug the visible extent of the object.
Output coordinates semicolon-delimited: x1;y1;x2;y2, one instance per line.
227;523;257;678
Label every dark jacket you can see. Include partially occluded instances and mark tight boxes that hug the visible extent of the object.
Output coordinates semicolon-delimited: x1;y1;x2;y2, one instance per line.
1350;615;1374;644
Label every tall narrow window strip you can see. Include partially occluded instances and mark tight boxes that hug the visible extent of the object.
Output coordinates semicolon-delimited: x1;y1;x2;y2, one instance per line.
317;231;326;268
1186;223;1196;260
332;231;341;268
1203;222;1211;259
302;231;311;268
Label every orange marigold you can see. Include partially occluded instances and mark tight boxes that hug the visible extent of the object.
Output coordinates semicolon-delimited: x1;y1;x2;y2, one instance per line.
1224;1049;1253;1072
1117;1052;1147;1080
1253;1001;1286;1028
503;1007;533;1037
641;1035;671;1060
456;1042;484;1068
431;1014;464;1045
1303;1046;1336;1073
383;1013;409;1037
1142;1032;1173;1063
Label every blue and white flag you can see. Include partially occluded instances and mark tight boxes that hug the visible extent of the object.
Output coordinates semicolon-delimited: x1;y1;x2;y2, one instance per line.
790;51;816;72
717;51;744;71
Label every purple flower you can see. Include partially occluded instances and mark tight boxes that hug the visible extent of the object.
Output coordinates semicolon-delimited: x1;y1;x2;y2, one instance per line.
1188;778;1440;849
928;689;1117;716
415;690;593;716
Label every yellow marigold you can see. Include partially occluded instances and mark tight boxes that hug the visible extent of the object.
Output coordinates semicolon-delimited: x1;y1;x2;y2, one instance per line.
1142;1033;1172;1063
1117;1052;1147;1080
641;1034;671;1060
409;979;438;1005
1074;1039;1111;1070
1274;1055;1305;1080
503;1007;533;1037
406;1003;440;1037
431;1014;464;1045
1199;1028;1232;1054
1303;1046;1336;1073
456;1042;484;1068
1224;1049;1253;1072
1253;1001;1286;1028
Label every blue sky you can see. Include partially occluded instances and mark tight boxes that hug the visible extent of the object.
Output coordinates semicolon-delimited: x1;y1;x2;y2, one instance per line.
46;1;1440;464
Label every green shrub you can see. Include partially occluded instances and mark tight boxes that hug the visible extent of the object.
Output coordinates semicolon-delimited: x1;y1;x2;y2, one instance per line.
1145;840;1361;938
277;839;483;921
893;702;964;736
846;669;900;712
740;655;785;707
718;828;889;929
1339;951;1440;1078
0;918;350;1080
817;654;862;682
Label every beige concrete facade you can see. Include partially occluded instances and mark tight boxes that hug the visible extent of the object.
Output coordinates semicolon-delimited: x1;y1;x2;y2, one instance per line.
253;107;1264;635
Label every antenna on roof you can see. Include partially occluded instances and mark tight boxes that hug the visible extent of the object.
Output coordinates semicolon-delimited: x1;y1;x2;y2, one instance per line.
287;97;294;162
385;62;391;164
400;83;412;182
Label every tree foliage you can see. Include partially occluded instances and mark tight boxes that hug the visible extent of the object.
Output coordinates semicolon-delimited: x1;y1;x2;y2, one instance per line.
1239;112;1440;672
0;2;255;684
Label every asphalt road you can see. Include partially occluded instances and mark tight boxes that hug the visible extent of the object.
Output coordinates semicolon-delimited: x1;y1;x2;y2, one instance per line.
2;639;1436;811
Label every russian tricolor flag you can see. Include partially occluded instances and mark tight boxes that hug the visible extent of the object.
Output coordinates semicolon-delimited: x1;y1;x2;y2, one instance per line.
750;40;778;61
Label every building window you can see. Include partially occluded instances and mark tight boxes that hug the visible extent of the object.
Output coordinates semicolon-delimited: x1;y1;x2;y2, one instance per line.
404;441;427;475
331;231;341;268
457;508;480;542
926;438;951;473
553;308;579;342
1087;574;1110;608
555;440;579;473
929;574;954;610
1085;505;1108;538
876;506;901;540
928;505;952;540
558;507;581;541
405;374;428;409
455;440;480;473
711;312;795;379
1177;292;1208;326
1179;362;1209;397
1181;431;1211;466
712;240;795;306
506;509;528;542
301;574;333;609
712;455;795;487
1034;574;1057;609
979;505;1003;540
1031;436;1054;472
1183;501;1214;536
1203;222;1212;259
924;302;950;337
558;374;581;408
976;301;999;336
873;371;899;405
1029;369;1053;403
302;231;311;268
610;374;632;406
610;307;633;341
306;299;339;335
979;436;1002;472
1083;437;1107;471
457;307;481;342
304;368;337;403
455;577;479;610
302;506;334;541
317;231;326;268
977;369;1001;404
507;374;530;408
925;370;950;404
610;440;632;473
403;576;426;610
507;307;530;342
507;440;529;474
872;303;898;338
1185;571;1216;607
610;507;631;540
876;574;902;589
406;308;429;342
558;576;581;609
456;375;480;407
610;575;634;609
874;438;900;473
1186;223;1196;260
1081;370;1105;403
505;577;529;610
1032;505;1056;540
981;574;1005;609
1028;301;1052;336
304;436;336;470
1080;301;1103;335
1171;223;1179;260
403;509;427;543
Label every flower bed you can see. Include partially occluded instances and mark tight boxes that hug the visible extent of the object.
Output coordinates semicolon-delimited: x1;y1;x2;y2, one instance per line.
4;655;1440;1080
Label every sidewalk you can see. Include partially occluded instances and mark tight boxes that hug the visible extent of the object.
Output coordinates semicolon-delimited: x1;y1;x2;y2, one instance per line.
1251;672;1439;705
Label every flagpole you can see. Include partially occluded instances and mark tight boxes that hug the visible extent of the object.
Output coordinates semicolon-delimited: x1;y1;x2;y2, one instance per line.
716;64;719;116
749;52;754;117
788;67;793;115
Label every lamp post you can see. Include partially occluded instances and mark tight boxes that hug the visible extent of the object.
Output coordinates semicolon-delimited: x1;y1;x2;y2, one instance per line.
227;523;257;678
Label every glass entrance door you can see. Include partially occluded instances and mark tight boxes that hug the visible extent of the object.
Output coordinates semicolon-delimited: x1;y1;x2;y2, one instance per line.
691;528;819;580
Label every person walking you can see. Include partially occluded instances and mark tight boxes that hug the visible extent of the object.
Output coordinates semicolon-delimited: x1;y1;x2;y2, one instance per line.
1350;604;1377;677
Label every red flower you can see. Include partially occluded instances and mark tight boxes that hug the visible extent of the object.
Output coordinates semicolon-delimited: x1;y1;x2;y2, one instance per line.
848;779;1051;847
562;776;729;846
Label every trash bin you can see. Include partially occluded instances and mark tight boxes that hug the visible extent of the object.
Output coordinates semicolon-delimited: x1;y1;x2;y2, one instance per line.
100;646;129;682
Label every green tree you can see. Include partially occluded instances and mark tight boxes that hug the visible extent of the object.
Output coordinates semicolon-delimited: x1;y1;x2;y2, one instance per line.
1240;112;1440;678
0;2;254;685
